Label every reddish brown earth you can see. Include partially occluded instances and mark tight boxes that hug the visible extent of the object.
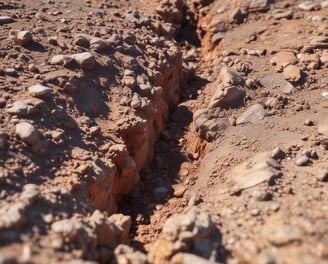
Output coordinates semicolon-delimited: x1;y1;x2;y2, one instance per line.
1;0;328;263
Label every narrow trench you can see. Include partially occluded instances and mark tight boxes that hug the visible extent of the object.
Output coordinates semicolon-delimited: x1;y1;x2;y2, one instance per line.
119;2;211;252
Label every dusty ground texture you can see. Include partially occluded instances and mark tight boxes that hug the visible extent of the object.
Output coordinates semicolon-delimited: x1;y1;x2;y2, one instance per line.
1;0;328;263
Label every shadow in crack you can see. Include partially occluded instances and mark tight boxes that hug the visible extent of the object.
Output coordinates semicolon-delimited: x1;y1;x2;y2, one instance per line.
176;5;201;47
117;74;227;262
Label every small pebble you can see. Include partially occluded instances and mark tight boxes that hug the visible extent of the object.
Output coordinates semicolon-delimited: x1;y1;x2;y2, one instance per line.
250;208;260;216
317;167;328;182
304;119;314;126
270;202;280;212
15;31;33;46
173;184;186;198
0;16;14;25
270;147;286;160
295;155;309;166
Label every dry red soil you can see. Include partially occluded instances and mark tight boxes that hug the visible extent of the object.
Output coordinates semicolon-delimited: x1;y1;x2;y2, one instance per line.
1;0;328;263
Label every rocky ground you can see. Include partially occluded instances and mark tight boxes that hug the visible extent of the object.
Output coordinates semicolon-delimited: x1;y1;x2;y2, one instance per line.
1;0;328;263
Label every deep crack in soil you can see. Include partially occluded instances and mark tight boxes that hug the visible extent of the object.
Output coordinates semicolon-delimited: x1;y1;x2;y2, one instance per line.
1;0;328;264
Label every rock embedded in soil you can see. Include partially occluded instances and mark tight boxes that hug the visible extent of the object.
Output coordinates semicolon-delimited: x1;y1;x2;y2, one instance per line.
229;152;281;193
282;65;302;83
71;52;96;70
173;184;186;198
15;122;48;156
74;34;90;48
295;155;309;166
317;121;328;136
0;16;14;24
298;1;320;11
260;73;295;94
6;101;29;116
209;66;246;108
4;68;18;76
304;119;314;126
149;207;221;263
171;253;214;264
114;245;148;264
316;166;328;182
236;104;269;125
15;31;33;46
21;184;40;205
90;38;107;52
108;214;132;244
271;147;286;160
50;54;73;65
28;84;52;98
270;50;298;69
0;203;26;230
262;223;303;246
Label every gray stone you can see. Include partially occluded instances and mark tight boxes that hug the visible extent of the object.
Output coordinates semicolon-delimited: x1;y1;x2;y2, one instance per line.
28;84;52;98
4;68;17;76
0;16;14;25
260;73;295;94
236;104;269;125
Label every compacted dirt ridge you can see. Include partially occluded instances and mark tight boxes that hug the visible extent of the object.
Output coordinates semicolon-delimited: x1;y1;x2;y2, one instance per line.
1;0;328;263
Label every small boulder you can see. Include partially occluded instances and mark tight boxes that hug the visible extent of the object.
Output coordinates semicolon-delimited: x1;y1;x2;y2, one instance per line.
209;67;245;108
228;152;281;193
15;122;48;156
28;84;52;98
71;52;96;70
236;104;269;125
50;55;73;65
283;65;302;83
